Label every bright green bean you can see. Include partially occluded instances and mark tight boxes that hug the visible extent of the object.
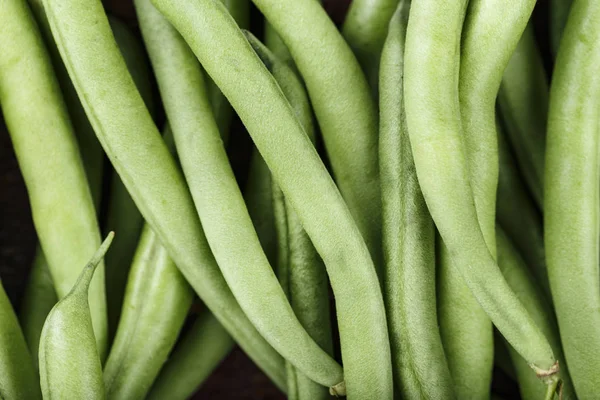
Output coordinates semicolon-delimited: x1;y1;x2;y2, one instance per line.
39;233;113;400
19;248;57;370
545;1;600;397
246;31;334;400
496;228;575;400
342;0;399;94
42;0;286;389
380;2;454;398
0;279;40;400
498;22;548;210
550;0;573;57
404;0;557;381
250;0;382;269
0;0;108;360
138;0;341;388
151;1;391;398
146;312;235;400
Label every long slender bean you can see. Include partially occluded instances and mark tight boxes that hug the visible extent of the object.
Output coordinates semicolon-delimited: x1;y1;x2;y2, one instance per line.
342;0;399;95
151;1;391;398
246;31;334;400
250;0;382;269
42;0;286;389
0;279;40;400
380;2;454;399
545;1;600;397
0;0;108;360
496;228;575;400
550;0;573;57
498;22;548;210
39;233;113;400
404;0;557;381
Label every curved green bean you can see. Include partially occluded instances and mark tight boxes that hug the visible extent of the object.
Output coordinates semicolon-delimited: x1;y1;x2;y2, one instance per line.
246;32;334;400
250;0;382;270
138;0;341;388
39;233;114;400
404;0;557;381
380;2;454;399
342;0;399;94
496;228;575;400
19;248;57;370
0;279;40;400
498;22;548;210
545;1;600;397
42;0;286;389
550;0;573;57
151;1;391;398
0;0;108;360
146;312;235;400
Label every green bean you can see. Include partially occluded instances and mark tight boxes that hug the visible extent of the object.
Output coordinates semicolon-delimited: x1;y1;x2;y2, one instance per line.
104;224;193;400
146;312;235;400
42;0;286;389
0;0;108;360
19;248;57;370
250;0;382;269
342;0;399;95
404;0;557;382
493;335;516;381
0;279;40;400
498;22;548;210
246;32;334;400
550;0;573;57
496;117;549;300
151;1;391;398
138;0;341;389
496;228;576;400
39;233;114;400
380;2;454;399
545;1;600;397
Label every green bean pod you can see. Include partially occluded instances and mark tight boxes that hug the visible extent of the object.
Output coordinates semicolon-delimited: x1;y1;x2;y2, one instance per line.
39;233;114;400
493;335;516;381
545;1;600;397
151;1;391;398
550;0;573;57
246;32;334;400
42;0;286;389
496;228;575;400
0;279;40;400
380;2;454;399
342;0;399;94
404;0;557;381
250;0;382;269
0;0;108;360
138;0;341;388
19;248;57;370
146;312;235;400
496;117;549;299
104;224;193;400
498;22;548;210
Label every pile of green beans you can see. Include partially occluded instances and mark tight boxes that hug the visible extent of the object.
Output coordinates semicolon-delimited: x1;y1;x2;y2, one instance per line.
2;0;600;398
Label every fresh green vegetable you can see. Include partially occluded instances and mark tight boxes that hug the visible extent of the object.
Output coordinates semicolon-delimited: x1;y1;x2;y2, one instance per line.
550;0;573;57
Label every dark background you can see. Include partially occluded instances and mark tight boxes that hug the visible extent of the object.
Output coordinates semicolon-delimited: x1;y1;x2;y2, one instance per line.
0;0;552;398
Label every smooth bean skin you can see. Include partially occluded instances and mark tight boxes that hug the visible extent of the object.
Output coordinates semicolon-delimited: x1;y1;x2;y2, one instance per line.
152;1;392;398
550;0;573;57
342;0;399;94
42;0;286;389
404;0;557;377
380;3;454;399
39;233;114;400
247;32;334;400
139;0;341;389
250;0;382;270
0;279;40;400
19;248;58;370
496;228;576;400
0;0;108;360
146;312;235;400
545;1;600;397
498;22;548;210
